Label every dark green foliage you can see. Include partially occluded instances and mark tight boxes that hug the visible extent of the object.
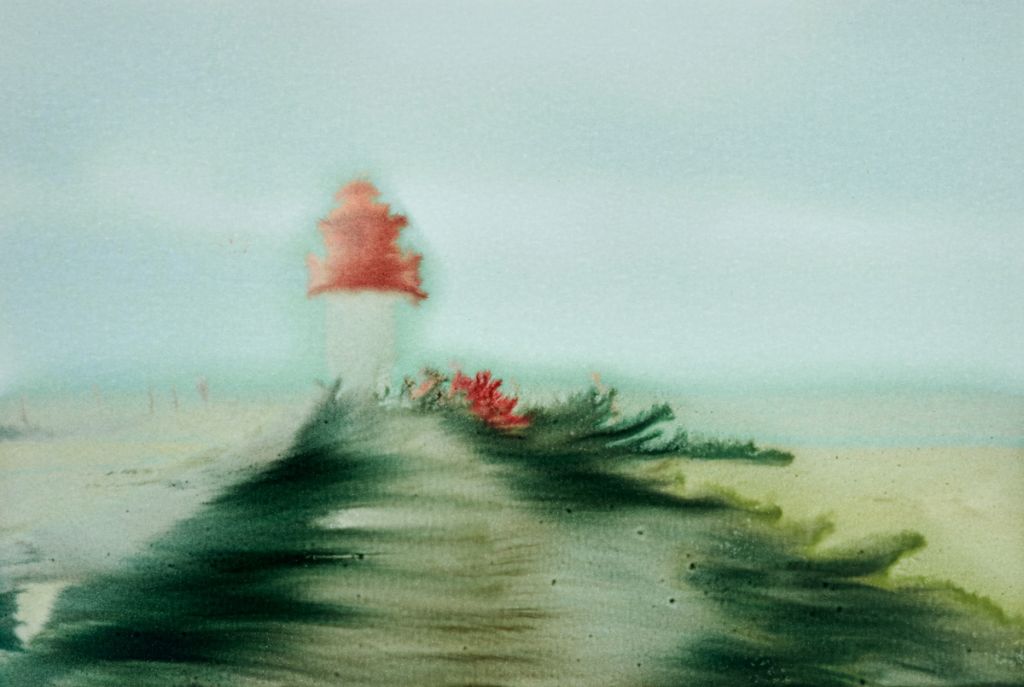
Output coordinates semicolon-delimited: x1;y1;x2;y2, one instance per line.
679;521;1022;686
461;386;792;464
450;386;792;512
2;384;1021;686
664;433;794;465
461;386;1024;686
1;383;388;684
0;588;19;653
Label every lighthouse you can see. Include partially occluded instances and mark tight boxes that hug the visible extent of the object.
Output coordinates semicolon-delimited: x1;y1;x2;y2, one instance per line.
307;180;427;397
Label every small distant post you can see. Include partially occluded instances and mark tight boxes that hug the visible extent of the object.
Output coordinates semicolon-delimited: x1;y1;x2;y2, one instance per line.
148;385;155;414
171;386;179;412
196;377;209;405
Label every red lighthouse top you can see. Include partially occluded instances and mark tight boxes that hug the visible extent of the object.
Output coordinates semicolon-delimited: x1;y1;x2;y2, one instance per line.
306;180;427;301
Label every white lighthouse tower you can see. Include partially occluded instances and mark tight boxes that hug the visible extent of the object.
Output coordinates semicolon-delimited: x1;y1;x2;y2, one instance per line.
306;180;427;397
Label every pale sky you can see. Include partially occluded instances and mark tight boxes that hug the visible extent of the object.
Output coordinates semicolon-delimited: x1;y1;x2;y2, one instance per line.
1;1;1022;395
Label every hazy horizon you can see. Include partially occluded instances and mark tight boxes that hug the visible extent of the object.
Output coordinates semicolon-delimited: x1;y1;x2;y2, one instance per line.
2;2;1022;397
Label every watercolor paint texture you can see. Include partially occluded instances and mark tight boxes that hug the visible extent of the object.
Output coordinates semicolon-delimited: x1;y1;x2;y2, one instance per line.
2;3;1022;686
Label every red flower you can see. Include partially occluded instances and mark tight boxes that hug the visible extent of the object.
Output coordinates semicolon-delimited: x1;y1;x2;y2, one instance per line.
450;371;531;430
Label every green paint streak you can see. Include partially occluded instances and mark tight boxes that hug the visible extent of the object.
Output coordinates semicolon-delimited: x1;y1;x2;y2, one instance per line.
1;384;1020;685
0;590;19;653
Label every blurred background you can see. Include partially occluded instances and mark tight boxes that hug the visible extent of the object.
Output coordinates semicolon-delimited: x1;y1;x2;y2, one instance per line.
1;1;1021;396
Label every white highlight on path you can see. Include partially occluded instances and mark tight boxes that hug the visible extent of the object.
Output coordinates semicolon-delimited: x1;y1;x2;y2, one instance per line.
14;581;68;645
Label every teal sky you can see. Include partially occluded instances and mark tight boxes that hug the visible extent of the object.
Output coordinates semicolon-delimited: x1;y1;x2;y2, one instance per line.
1;1;1022;396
